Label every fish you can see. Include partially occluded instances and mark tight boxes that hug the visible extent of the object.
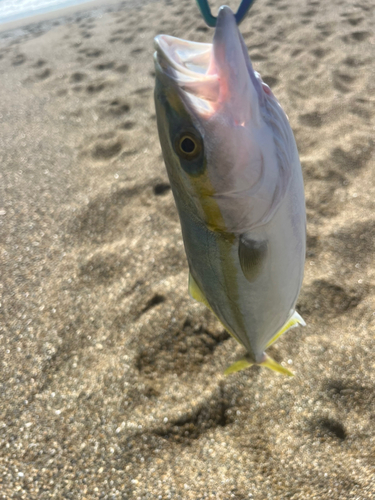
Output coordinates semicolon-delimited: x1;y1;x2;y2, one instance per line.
153;5;306;376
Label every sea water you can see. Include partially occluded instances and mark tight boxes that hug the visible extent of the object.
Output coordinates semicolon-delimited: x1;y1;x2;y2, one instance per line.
0;0;94;24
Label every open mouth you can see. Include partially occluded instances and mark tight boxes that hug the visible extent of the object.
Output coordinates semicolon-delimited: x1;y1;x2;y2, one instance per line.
154;35;212;78
154;34;220;113
154;6;264;120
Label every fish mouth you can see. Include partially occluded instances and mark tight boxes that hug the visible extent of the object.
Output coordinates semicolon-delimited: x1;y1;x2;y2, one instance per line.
154;34;219;115
154;6;263;119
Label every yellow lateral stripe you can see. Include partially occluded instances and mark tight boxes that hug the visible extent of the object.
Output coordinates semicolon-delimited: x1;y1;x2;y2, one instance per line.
265;311;306;348
260;356;294;377
224;357;253;375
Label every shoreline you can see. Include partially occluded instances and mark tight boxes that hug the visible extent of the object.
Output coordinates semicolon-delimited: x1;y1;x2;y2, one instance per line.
0;0;153;37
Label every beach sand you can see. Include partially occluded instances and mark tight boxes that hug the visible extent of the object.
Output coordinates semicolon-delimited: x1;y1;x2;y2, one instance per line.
0;0;374;498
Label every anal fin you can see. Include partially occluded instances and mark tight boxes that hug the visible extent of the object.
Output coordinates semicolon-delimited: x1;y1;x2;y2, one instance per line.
188;272;242;345
188;272;211;310
266;310;306;348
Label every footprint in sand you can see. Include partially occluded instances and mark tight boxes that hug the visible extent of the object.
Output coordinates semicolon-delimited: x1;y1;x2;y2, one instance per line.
330;141;373;176
251;52;268;61
35;68;51;80
345;16;364;27
328;219;375;268
137;294;166;318
196;26;209;33
332;71;356;94
302;8;317;19
305;232;320;259
104;99;131;117
311;417;347;441
111;28;126;35
342;31;370;43
291;48;303;57
70;184;144;244
151;385;234;443
119;121;136;130
302;156;344;183
109;36;122;43
133;87;152;98
305;181;341;219
116;64;129;74
299;111;323;128
114;16;127;24
33;59;47;68
349;98;372;120
86;81;107;94
325;379;373;414
95;61;115;71
311;46;330;59
12;53;26;66
70;72;87;83
298;279;363;319
78;47;103;58
315;22;333;40
78;250;128;285
135;316;229;376
131;48;144;55
153;182;171;196
343;56;366;68
91;138;123;160
262;75;278;88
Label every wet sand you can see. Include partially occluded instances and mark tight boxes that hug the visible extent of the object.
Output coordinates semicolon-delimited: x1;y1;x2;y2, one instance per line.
0;0;374;498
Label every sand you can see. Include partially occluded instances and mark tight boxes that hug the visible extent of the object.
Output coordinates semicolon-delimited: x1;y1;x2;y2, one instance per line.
0;0;374;498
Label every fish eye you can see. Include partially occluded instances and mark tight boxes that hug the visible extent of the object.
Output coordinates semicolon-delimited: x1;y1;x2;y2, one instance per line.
175;132;202;160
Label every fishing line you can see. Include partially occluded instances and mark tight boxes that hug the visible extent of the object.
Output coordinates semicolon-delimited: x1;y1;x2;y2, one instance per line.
195;0;256;27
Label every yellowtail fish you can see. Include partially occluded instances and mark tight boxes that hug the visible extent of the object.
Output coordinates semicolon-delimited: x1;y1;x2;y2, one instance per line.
153;6;306;376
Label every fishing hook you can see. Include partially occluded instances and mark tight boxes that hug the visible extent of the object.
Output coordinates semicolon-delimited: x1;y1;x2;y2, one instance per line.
195;0;256;27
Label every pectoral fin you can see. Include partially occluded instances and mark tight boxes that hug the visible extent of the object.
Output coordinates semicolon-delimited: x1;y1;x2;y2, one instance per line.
238;235;267;283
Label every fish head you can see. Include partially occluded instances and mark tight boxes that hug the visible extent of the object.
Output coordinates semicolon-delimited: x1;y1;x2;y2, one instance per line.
154;6;278;233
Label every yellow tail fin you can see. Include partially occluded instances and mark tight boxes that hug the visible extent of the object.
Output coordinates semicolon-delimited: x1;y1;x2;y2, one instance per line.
224;357;254;375
259;355;294;376
224;354;294;377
